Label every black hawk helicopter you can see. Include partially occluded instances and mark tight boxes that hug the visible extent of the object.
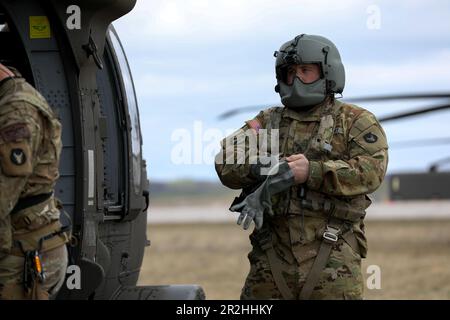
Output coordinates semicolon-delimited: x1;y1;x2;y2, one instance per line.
0;0;204;300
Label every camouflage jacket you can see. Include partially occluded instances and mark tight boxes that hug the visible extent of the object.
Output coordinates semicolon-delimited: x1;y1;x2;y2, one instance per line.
0;75;62;254
215;98;388;262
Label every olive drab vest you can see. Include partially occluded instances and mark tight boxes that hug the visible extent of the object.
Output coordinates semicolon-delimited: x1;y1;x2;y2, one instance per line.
0;75;65;255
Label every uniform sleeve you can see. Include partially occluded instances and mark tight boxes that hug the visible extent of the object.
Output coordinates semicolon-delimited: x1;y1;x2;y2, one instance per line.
306;111;388;196
215;111;266;189
0;101;43;220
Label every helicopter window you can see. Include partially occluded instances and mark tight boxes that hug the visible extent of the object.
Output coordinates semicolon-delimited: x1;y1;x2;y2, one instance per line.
108;28;142;195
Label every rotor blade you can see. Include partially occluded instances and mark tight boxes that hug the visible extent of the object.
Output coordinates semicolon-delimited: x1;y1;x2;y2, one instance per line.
218;94;450;120
429;156;450;172
379;103;450;122
345;93;450;103
218;104;274;120
390;137;450;149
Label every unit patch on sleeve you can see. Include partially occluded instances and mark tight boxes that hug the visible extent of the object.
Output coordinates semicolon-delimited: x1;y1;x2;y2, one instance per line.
0;123;31;143
363;132;378;144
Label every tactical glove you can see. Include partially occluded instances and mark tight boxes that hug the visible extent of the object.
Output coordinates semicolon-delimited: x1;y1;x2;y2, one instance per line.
230;160;295;230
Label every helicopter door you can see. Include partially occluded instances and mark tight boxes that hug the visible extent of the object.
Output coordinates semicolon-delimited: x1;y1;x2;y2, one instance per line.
105;27;144;220
96;37;127;220
96;26;144;220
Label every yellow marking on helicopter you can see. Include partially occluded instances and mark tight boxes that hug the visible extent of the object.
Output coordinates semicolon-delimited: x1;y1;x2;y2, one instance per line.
29;16;51;39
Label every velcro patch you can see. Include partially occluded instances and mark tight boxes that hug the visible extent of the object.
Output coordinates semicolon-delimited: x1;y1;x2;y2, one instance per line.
246;119;262;133
363;132;378;143
0;124;30;142
0;140;32;176
10;148;27;165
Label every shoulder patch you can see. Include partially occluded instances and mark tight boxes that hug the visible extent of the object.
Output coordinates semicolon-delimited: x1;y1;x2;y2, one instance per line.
363;132;378;144
10;148;27;165
0;123;31;142
245;119;262;133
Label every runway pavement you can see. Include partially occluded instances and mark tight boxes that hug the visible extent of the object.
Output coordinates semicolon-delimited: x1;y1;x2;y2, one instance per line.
147;200;450;224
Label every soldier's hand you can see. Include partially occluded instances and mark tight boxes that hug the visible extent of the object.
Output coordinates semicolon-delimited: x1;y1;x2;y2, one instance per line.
286;154;310;184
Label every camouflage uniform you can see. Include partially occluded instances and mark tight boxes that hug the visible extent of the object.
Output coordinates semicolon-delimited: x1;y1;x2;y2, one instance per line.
216;98;388;299
0;67;69;300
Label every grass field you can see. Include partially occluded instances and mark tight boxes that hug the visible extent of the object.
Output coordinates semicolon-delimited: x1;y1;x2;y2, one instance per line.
138;219;450;300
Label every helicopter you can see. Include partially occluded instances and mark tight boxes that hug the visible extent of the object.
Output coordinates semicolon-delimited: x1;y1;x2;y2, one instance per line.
0;0;204;300
218;93;450;201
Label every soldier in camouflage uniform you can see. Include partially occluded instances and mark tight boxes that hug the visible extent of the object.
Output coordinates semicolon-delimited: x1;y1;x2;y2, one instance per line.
215;34;388;300
0;63;70;300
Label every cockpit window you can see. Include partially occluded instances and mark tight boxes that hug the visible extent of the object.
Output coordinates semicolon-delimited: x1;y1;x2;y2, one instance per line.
108;27;142;194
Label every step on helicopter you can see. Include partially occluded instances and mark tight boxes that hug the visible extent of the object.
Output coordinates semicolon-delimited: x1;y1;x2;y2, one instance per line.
0;0;205;300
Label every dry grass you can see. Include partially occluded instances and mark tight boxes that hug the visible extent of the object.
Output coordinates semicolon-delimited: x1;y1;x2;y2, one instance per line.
138;220;450;300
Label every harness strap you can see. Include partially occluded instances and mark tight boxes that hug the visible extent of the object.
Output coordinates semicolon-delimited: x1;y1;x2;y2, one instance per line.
255;229;295;300
299;222;344;300
10;221;70;256
300;197;366;222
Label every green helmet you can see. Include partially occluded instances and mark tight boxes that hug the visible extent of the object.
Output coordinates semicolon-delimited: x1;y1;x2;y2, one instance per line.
274;34;345;109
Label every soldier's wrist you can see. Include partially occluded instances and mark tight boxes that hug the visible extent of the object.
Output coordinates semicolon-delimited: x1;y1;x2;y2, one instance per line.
306;161;323;190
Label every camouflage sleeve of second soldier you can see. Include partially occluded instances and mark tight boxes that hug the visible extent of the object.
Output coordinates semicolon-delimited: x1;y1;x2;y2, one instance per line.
215;110;267;190
306;110;389;196
0;100;43;220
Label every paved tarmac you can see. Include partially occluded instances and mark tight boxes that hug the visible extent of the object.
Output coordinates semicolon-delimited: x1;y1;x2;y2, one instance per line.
147;200;450;224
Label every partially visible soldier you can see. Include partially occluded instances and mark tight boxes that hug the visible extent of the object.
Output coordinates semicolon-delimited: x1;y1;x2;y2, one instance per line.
215;34;388;300
0;63;70;300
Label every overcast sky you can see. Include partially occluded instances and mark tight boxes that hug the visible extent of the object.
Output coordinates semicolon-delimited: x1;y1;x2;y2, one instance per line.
113;0;450;181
